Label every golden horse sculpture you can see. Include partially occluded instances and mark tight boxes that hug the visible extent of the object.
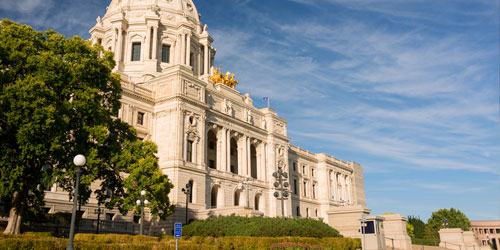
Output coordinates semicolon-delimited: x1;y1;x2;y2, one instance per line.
210;65;239;88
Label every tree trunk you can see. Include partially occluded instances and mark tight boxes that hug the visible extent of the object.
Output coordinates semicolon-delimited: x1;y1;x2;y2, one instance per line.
3;191;25;234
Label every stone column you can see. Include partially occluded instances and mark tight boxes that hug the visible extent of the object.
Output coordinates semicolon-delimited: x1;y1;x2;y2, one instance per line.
186;33;191;66
226;130;230;172
175;34;181;64
115;27;123;63
112;28;117;52
204;44;209;75
333;172;338;201
247;137;251;177
152;26;158;60
219;128;226;171
145;26;151;60
181;33;186;65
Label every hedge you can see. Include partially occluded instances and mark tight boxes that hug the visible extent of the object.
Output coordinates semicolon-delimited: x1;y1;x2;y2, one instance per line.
0;233;361;250
183;215;342;238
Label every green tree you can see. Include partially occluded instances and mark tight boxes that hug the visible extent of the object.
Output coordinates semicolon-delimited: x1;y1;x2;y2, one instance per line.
110;140;175;220
425;208;471;240
0;19;173;234
406;221;415;238
407;215;426;239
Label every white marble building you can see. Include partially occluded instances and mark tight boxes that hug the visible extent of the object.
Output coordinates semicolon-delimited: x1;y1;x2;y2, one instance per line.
44;0;370;236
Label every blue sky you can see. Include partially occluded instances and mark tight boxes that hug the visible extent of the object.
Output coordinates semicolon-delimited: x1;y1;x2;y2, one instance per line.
1;0;498;221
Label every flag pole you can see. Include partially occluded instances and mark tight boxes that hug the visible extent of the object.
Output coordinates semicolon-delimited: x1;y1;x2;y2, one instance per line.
267;98;270;108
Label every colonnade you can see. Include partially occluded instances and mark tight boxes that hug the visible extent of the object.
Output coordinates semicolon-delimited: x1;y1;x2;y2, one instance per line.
212;127;267;180
329;171;352;204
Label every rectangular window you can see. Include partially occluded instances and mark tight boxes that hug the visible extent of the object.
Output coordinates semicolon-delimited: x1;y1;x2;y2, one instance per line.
293;179;297;194
303;181;307;197
293;162;296;171
187;140;193;162
312;184;316;199
161;44;170;63
208;159;215;169
209;141;215;150
311;168;315;177
496;229;500;234
131;42;141;61
190;52;194;67
137;112;144;125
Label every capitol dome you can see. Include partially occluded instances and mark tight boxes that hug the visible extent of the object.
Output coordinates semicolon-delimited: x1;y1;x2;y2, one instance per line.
90;0;214;81
104;0;200;24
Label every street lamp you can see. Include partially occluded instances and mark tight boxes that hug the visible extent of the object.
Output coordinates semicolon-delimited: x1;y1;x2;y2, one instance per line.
67;154;85;250
443;217;449;229
136;190;149;235
272;167;289;218
94;202;104;234
242;178;253;209
181;182;192;224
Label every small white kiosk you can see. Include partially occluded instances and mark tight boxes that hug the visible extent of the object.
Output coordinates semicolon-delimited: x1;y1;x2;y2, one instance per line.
361;215;387;250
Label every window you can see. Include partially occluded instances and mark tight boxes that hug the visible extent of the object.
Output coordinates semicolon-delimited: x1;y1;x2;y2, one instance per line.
302;165;306;174
296;206;300;217
303;181;307;197
293;179;298;195
97;38;102;45
230;138;238;174
131;42;141;61
306;208;309;218
161;44;170;63
491;229;495;234
254;195;260;210
315;209;318;217
137;112;144;125
207;130;217;169
312;183;316;199
106;213;114;221
311;168;315;177
293;162;296;171
210;186;218;208
190;52;194;67
188;180;193;203
187;140;193;162
496;229;500;234
234;190;240;206
250;145;257;179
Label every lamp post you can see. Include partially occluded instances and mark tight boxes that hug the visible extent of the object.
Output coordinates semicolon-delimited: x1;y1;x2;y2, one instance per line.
181;182;192;224
136;190;149;235
443;217;449;229
67;154;85;250
272;167;289;218
242;178;253;209
94;202;104;234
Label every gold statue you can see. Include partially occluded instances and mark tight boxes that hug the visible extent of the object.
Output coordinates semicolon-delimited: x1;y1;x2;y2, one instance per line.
210;65;239;88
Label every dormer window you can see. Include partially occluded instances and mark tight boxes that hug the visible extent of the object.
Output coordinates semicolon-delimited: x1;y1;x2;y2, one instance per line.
161;44;170;63
131;42;141;61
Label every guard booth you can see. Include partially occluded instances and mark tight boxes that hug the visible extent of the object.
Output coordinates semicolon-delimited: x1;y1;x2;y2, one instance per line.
361;216;387;250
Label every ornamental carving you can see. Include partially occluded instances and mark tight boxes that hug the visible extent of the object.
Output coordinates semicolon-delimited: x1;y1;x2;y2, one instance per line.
222;98;233;116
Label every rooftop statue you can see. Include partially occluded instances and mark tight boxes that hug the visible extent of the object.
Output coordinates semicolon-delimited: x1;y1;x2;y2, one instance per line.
210;66;239;89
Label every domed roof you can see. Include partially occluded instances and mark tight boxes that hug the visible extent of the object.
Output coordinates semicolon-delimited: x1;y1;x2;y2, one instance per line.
104;0;200;24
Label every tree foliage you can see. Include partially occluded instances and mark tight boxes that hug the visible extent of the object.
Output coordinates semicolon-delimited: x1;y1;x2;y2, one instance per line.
0;19;173;233
407;216;426;239
110;140;175;220
425;208;471;240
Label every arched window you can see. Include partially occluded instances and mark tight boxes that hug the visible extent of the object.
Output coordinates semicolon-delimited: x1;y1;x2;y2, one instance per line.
207;130;217;169
230;138;238;174
306;208;310;218
250;144;257;179
210;186;218;208
234;190;241;206
254;194;260;211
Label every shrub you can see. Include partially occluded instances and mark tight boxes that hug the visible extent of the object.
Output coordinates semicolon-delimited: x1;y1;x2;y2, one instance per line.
183;215;342;238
